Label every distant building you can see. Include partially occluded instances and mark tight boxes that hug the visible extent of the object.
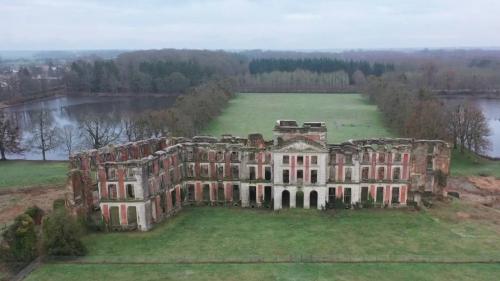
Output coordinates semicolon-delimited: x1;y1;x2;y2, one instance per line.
67;120;451;231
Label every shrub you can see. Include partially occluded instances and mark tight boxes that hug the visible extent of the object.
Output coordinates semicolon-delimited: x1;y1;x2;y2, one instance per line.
42;209;87;256
24;205;44;225
2;214;38;262
334;198;345;210
362;195;375;209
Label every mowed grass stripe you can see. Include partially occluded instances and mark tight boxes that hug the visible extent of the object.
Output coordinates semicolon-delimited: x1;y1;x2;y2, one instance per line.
203;93;394;142
27;203;500;280
26;263;500;281
73;207;500;263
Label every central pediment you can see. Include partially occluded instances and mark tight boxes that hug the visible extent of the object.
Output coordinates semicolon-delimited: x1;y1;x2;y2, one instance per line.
273;137;327;153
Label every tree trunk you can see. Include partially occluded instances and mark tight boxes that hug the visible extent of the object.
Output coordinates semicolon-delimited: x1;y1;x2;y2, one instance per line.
0;146;6;161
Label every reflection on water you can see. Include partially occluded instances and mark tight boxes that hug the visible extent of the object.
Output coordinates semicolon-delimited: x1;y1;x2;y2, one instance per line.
3;95;178;160
475;99;500;158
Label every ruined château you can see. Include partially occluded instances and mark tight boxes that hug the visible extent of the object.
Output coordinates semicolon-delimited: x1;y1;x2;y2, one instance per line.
67;120;451;231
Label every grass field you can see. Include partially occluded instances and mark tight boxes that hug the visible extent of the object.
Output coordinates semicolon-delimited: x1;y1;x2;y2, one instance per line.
0;160;67;189
203;93;394;143
26;201;500;280
25;263;500;281
450;149;500;178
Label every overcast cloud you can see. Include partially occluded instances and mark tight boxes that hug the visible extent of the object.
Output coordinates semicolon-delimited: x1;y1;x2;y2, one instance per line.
1;0;499;50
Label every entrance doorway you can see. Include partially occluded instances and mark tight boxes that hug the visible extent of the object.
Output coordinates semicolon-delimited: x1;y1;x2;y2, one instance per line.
264;186;272;203
249;186;256;204
296;191;304;208
310;190;318;208
282;190;290;208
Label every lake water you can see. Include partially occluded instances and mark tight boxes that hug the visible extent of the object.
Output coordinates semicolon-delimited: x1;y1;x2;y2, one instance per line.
441;97;500;158
3;95;178;160
473;99;500;158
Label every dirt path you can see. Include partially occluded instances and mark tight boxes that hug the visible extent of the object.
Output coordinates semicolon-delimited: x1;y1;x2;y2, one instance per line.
0;187;66;226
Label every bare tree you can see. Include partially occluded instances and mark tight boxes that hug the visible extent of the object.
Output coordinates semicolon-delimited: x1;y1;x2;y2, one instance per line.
122;116;148;142
61;124;78;157
29;109;60;161
448;102;490;154
0;112;24;160
80;115;122;149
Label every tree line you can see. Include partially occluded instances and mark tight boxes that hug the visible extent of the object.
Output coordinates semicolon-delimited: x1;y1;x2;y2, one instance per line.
64;59;216;94
249;58;394;77
238;69;350;92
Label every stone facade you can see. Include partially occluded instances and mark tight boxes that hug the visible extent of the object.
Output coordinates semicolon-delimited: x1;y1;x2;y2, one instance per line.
67;120;451;231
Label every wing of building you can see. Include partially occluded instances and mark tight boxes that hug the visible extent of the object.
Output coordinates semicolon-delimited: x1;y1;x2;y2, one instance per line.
67;120;451;231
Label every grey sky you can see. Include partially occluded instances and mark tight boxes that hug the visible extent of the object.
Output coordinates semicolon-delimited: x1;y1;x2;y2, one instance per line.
1;0;499;50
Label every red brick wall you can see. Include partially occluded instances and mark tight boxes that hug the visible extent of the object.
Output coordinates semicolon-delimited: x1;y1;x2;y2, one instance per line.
195;182;202;202
402;153;409;180
102;204;109;223
120;204;127;225
226;182;232;201
336;186;343;198
166;190;173;211
400;186;407;203
338;155;344;182
387;152;392;181
210;182;216;201
118;168;125;199
370;185;376;199
257;152;263;179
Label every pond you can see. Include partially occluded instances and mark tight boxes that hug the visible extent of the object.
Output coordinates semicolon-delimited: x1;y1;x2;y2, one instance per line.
442;97;500;158
474;98;500;158
3;95;178;160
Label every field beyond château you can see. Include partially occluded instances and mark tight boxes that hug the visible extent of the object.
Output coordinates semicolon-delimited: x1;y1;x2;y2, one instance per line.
203;93;394;143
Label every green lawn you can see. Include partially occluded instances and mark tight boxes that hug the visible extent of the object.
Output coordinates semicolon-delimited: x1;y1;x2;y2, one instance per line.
25;263;500;281
0;160;67;189
203;93;394;143
27;203;500;280
450;149;500;178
